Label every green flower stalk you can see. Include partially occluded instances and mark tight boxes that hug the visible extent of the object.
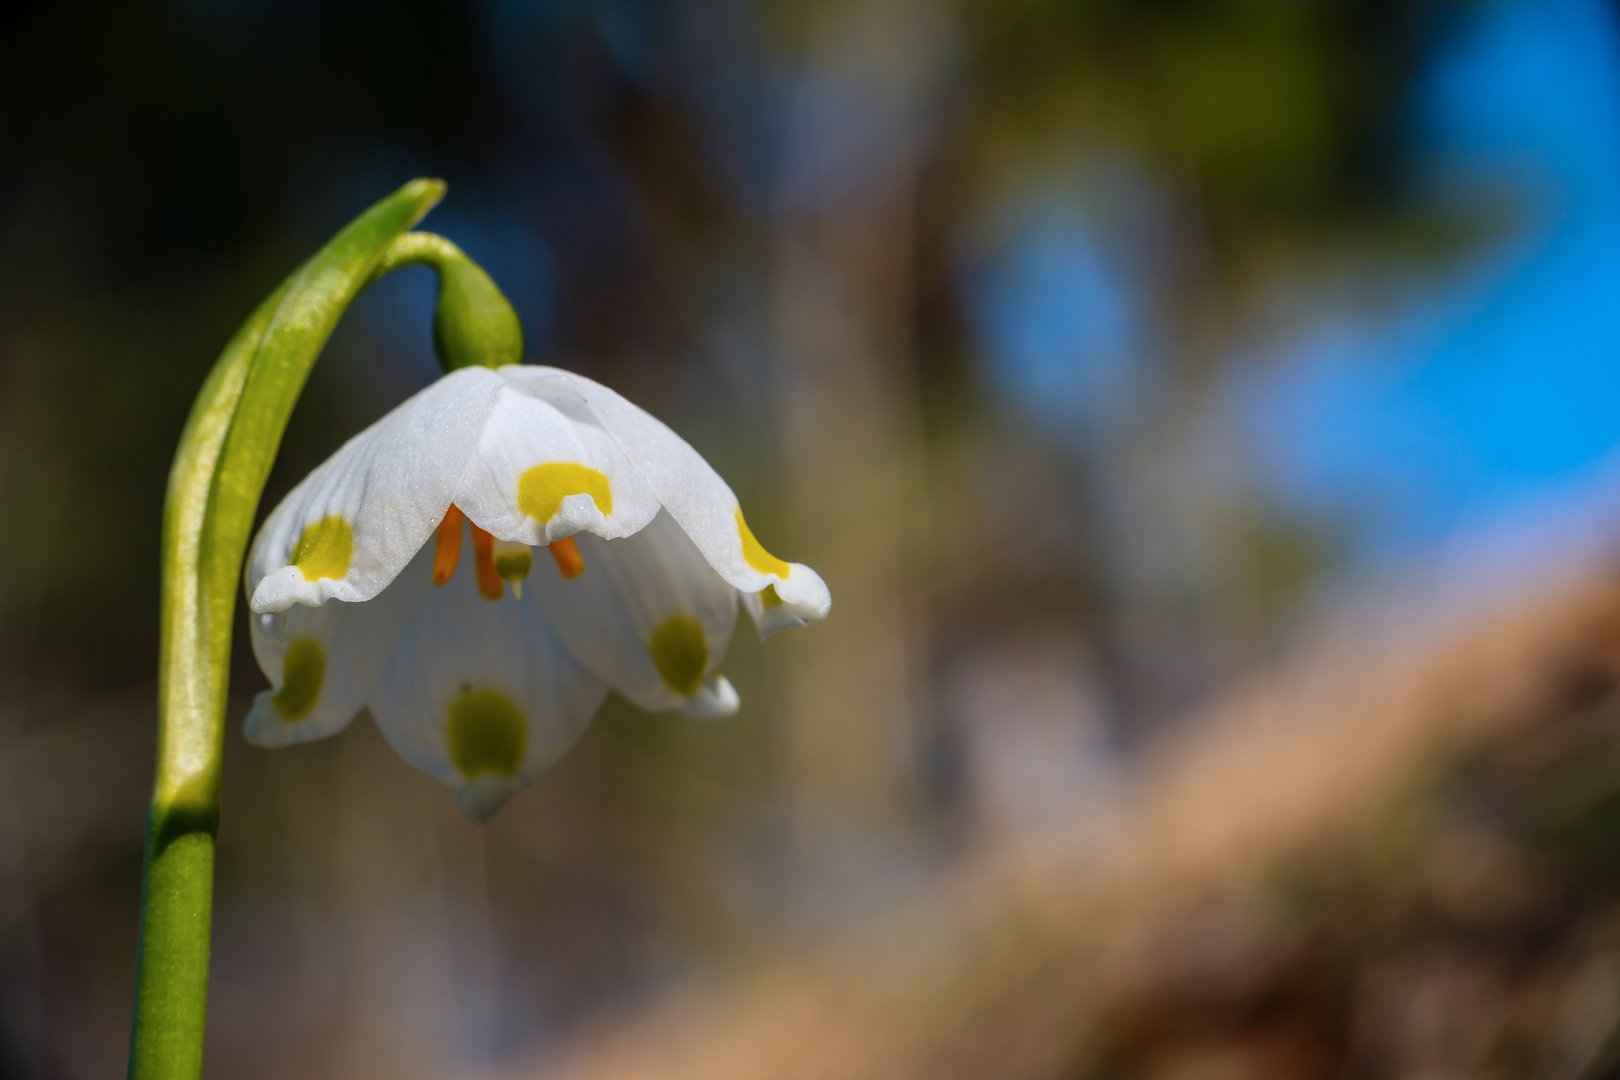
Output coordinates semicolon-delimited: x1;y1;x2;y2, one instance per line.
129;179;521;1079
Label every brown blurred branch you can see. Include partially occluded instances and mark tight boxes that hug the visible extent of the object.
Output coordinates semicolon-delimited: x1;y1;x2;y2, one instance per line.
497;554;1620;1080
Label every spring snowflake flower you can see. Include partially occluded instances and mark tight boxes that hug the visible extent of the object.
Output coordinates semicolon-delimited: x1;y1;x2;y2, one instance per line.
243;365;830;821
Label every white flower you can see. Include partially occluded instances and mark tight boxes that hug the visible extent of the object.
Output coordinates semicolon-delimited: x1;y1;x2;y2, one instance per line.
243;364;830;821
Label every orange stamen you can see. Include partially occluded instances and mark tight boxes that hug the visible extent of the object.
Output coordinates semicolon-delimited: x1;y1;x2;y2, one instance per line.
433;505;466;585
470;521;505;600
548;536;585;579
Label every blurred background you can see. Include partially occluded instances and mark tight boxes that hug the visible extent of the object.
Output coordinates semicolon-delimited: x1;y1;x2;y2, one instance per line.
7;0;1620;1075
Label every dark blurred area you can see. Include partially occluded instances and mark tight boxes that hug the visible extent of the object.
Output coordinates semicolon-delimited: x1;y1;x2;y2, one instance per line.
6;0;1620;1076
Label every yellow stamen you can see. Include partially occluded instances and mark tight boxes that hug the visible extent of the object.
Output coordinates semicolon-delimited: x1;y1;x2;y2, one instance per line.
470;521;505;600
547;536;585;580
433;505;466;586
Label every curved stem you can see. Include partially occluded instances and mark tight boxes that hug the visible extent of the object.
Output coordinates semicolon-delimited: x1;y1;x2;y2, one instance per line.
372;230;524;371
129;179;446;1080
370;229;466;278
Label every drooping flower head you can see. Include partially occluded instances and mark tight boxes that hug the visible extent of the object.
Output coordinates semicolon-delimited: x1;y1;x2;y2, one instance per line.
244;364;829;820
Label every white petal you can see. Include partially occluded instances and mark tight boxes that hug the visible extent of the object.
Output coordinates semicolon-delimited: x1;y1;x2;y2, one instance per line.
247;367;504;613
366;562;609;822
456;776;524;823
243;545;433;747
683;675;739;719
451;380;662;548
529;511;739;714
741;586;812;639
502;365;831;623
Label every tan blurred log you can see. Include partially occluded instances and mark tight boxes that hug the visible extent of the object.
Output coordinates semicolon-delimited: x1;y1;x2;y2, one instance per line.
491;555;1620;1080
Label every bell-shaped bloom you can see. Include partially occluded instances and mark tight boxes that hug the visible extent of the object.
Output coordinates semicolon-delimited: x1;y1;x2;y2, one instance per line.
243;365;830;821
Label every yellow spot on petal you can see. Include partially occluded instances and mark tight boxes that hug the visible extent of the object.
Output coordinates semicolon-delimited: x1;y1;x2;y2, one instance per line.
292;516;353;582
272;639;325;722
735;508;790;578
649;615;708;697
447;688;528;778
518;463;613;526
760;584;784;609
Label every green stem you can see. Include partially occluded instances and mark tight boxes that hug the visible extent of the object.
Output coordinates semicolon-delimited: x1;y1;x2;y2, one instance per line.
129;179;447;1080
